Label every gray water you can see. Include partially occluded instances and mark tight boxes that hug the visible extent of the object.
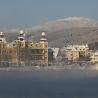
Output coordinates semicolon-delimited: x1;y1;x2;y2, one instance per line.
0;70;98;98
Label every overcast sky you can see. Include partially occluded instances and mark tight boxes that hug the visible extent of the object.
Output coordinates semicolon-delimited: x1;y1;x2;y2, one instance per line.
0;0;97;28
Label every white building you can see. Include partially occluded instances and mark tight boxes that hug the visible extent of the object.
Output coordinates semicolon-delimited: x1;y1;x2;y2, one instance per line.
90;51;98;63
64;44;89;61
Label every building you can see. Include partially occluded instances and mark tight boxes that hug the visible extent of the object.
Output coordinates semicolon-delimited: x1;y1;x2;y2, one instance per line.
0;31;48;66
16;30;26;66
65;50;79;61
28;32;48;66
13;31;48;66
48;47;54;62
0;32;8;66
90;51;98;63
64;45;89;61
52;48;60;59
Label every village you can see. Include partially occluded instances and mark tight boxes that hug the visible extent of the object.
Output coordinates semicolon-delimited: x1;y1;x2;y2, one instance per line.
0;30;98;68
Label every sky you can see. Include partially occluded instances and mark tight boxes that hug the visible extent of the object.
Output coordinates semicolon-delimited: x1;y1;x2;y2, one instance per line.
0;0;98;28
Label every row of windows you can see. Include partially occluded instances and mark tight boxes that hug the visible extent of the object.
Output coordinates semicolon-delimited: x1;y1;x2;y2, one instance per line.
30;44;48;48
30;49;48;54
30;56;44;60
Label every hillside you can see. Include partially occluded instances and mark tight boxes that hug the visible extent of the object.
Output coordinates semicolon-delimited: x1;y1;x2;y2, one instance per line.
25;17;98;48
1;17;98;48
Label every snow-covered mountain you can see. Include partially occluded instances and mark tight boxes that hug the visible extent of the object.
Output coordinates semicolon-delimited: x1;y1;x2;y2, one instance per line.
57;17;98;27
25;17;98;47
1;17;98;47
1;17;98;33
26;17;98;32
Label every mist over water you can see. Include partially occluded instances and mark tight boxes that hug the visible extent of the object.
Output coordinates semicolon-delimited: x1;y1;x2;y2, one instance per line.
0;70;98;98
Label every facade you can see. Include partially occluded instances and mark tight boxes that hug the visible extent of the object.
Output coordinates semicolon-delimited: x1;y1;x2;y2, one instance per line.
16;30;26;65
6;43;17;65
48;48;54;62
65;50;79;61
90;51;98;63
28;32;48;65
64;45;89;61
52;48;60;59
0;32;8;66
0;31;48;66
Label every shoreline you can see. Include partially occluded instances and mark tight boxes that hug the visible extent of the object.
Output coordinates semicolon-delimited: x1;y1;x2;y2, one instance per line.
0;64;98;71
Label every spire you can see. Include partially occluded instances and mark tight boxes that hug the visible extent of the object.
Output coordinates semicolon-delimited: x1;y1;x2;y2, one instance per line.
40;32;47;42
0;32;6;43
18;30;25;41
0;32;4;38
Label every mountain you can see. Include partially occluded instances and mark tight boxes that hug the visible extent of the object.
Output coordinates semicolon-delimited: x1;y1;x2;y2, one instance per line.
1;17;98;48
26;17;98;32
25;17;98;47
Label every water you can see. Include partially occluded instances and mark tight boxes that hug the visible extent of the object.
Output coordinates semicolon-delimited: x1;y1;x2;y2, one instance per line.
0;70;98;98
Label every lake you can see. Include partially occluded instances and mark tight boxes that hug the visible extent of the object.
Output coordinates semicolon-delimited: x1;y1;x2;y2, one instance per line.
0;69;98;98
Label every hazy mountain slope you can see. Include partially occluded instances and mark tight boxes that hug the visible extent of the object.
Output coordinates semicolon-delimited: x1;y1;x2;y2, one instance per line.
26;17;98;47
28;27;98;47
1;17;98;47
26;17;98;32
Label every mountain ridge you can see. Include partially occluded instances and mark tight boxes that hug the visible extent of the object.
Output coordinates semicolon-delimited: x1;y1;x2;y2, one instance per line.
25;17;98;32
1;17;98;48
